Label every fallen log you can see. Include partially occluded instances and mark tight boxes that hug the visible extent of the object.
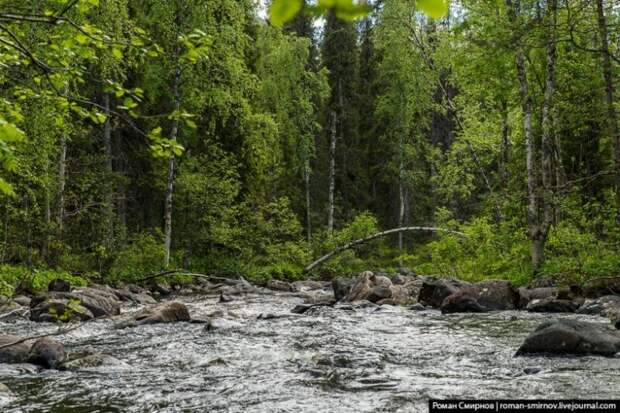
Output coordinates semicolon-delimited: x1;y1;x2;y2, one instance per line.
304;226;466;273
135;269;250;286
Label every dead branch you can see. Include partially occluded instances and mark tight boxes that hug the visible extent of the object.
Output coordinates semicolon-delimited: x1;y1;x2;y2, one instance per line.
304;226;466;273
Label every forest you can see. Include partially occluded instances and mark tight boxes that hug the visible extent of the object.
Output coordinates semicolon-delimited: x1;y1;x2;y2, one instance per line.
0;0;618;292
1;1;620;411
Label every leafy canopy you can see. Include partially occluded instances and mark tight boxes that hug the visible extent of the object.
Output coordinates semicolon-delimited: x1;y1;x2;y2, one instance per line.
269;0;450;26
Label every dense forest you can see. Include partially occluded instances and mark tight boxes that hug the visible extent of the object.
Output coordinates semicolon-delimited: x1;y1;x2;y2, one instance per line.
0;0;619;295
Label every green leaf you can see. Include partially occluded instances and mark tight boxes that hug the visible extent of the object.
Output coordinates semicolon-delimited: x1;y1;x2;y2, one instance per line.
0;122;25;142
112;47;123;59
185;119;197;129
269;0;303;27
0;178;14;196
417;0;449;19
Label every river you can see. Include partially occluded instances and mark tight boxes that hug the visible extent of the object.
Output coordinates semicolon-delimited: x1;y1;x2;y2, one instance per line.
1;292;619;412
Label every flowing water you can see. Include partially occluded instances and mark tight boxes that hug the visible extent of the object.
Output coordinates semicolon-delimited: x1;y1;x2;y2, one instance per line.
1;292;619;412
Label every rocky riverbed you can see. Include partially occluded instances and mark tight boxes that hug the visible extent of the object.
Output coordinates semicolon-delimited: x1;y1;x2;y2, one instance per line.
0;273;619;412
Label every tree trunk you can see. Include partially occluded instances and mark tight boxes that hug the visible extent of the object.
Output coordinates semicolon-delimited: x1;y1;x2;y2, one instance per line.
164;62;181;268
499;99;510;187
507;0;542;269
304;166;312;243
540;0;558;244
103;94;114;249
327;110;337;236
57;131;67;238
596;0;620;215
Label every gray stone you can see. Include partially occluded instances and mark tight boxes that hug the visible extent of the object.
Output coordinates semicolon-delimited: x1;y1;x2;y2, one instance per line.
133;301;190;325
516;319;620;356
28;338;66;368
526;297;579;313
0;334;31;364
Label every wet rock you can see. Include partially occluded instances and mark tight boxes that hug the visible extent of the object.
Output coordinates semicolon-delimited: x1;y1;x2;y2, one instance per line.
12;295;31;307
292;280;325;292
407;303;427;311
577;295;620;316
292;303;332;315
71;287;121;317
517;287;557;308
332;277;355;301
291;304;314;314
61;350;129;371
343;271;376;302
149;282;172;296
115;288;156;305
219;292;233;303
48;278;71;292
0;383;13;407
390;278;423;306
526;297;579;313
301;290;336;305
257;313;294;320
133;301;190;325
516;319;620;356
31;285;120;322
0;299;23;317
28;338;66;368
343;272;410;304
523;367;542;375
368;285;392;303
474;280;520;310
266;279;293;292
0;334;31;363
30;298;94;322
441;291;490;314
418;278;471;308
435;280;519;313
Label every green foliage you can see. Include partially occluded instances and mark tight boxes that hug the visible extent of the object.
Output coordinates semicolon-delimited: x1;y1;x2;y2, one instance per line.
269;0;448;26
109;232;165;284
0;265;87;297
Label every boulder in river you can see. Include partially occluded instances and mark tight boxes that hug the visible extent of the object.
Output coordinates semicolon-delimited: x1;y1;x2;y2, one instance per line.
0;334;31;364
30;286;121;322
441;290;490;314
0;383;14;407
526;297;579;313
266;279;294;292
517;287;557;309
516;319;620;356
292;280;326;292
431;279;519;312
332;277;355;301
133;301;190;325
12;295;31;307
474;280;520;310
27;338;66;369
30;298;94;322
342;272;420;305
577;295;620;316
418;278;470;308
60;347;130;371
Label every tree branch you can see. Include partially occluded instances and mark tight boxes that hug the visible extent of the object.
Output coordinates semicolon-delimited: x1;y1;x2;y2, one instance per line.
304;226;466;273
